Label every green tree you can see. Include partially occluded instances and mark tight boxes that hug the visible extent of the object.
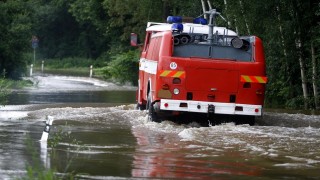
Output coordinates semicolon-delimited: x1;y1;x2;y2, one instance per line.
104;50;139;85
0;0;33;79
0;79;11;106
220;0;320;109
68;0;110;59
32;0;82;59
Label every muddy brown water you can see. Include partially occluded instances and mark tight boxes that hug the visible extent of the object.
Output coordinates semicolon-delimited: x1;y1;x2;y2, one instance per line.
0;74;319;179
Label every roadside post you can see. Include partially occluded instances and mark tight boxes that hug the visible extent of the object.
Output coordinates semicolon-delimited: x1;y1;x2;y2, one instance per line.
39;115;54;169
40;115;54;142
30;64;33;77
41;60;44;73
90;65;93;78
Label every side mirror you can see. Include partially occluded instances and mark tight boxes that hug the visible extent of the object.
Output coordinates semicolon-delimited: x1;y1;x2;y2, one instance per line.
130;33;138;47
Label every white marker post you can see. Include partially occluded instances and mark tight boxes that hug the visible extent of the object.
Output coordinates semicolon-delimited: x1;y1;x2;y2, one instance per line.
89;65;93;78
40;115;54;169
30;64;33;77
40;115;54;142
41;60;44;73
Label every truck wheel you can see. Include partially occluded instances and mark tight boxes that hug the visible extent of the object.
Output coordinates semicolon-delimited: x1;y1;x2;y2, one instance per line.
147;92;161;123
247;116;255;126
237;116;255;126
136;103;146;110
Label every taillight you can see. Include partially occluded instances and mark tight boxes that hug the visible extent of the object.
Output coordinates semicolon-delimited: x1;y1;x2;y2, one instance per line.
172;78;181;84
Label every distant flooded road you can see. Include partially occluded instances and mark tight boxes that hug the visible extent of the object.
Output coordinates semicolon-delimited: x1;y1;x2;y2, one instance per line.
1;74;319;179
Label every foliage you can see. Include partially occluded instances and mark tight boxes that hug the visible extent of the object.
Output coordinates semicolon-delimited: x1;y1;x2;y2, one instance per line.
11;79;34;89
218;0;320;109
0;0;33;79
102;0;204;43
47;125;83;178
41;57;104;69
0;79;11;106
101;50;139;85
22;137;57;180
21;124;84;179
0;78;33;106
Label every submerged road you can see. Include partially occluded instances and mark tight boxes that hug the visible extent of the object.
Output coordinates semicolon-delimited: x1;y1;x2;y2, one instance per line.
0;74;320;179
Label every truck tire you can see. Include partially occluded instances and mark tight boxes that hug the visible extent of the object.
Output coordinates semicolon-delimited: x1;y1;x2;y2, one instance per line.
236;115;255;126
247;116;255;126
136;103;146;110
147;92;161;123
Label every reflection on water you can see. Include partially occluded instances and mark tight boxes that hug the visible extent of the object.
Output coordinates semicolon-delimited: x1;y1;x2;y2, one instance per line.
131;127;262;179
50;129;136;177
8;90;136;105
8;74;136;105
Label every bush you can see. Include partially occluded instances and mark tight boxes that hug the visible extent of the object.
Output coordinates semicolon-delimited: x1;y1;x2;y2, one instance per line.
38;57;104;69
103;50;139;86
0;79;11;106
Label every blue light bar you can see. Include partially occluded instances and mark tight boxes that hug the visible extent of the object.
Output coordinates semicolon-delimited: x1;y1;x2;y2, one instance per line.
171;23;183;32
193;17;208;25
167;16;182;24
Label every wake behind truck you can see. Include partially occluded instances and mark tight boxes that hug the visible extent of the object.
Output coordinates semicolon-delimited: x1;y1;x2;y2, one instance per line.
131;9;267;125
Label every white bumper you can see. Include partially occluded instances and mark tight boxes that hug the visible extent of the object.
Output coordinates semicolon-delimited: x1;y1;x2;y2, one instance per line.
160;99;262;116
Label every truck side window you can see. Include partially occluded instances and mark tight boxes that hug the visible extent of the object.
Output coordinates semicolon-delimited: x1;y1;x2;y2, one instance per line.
153;37;162;61
143;32;151;52
146;37;156;60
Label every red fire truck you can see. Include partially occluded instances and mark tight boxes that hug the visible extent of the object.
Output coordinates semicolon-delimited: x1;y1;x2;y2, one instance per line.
131;9;267;125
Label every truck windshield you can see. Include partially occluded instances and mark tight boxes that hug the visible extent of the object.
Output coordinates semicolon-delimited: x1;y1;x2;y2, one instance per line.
172;34;253;62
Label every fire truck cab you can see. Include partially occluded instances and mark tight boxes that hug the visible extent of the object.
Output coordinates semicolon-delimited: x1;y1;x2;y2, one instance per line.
132;9;267;125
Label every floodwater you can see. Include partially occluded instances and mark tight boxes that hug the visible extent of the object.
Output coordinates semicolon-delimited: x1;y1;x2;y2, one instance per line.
1;74;320;179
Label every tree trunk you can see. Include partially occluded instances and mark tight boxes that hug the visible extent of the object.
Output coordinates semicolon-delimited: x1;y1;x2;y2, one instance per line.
223;0;231;27
239;0;250;34
276;3;292;96
276;5;288;58
292;0;309;109
162;0;170;22
311;41;319;109
234;17;239;34
296;34;309;109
